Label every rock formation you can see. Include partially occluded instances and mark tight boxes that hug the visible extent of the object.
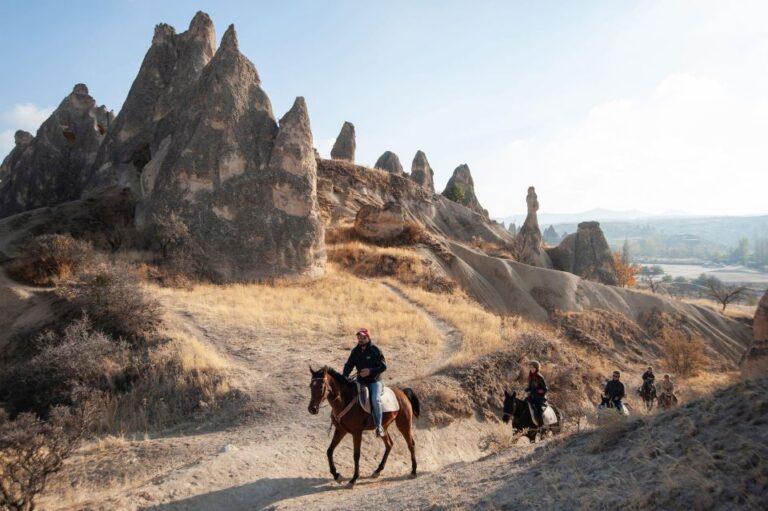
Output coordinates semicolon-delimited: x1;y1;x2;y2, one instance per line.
330;121;355;162
543;225;560;245
512;187;551;268
130;19;324;281
441;164;488;218
548;221;618;285
0;84;113;218
88;12;218;192
741;289;768;378
354;202;405;241
374;151;404;175
508;222;517;236
410;150;435;193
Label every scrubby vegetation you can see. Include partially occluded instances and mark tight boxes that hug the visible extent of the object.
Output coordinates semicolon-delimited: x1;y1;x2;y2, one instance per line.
6;234;95;286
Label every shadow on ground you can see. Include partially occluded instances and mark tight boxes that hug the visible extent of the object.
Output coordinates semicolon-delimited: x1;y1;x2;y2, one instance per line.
141;473;413;511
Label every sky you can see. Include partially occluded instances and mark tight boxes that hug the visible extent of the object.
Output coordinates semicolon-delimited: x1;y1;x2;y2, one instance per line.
1;0;767;217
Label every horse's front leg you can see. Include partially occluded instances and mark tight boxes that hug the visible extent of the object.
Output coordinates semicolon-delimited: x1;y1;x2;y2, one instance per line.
349;433;362;486
327;427;346;482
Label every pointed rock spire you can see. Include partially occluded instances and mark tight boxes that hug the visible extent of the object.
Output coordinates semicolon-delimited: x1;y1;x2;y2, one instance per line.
512;187;551;268
441;164;487;218
270;97;315;177
410;150;435;192
330;121;356;162
374;151;404;175
219;24;239;53
548;221;617;284
0;84;111;217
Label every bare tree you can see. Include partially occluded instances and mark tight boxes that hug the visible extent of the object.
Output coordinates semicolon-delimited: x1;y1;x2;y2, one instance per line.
702;276;747;311
0;404;94;511
640;265;665;294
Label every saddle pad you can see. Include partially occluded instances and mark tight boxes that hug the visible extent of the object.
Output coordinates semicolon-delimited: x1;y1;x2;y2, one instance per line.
355;383;400;414
528;402;558;427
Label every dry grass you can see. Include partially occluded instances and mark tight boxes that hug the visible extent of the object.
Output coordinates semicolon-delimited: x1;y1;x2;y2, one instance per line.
683;297;757;320
388;283;544;364
328;241;455;293
149;264;442;352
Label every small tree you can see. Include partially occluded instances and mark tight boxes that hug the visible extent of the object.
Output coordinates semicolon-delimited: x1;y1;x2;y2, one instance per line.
152;211;190;258
444;184;465;204
612;252;639;288
0;405;93;511
660;332;709;378
621;239;631;265
701;276;747;311
639;265;665;293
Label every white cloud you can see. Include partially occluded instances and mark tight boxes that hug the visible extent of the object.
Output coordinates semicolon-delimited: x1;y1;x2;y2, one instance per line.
0;103;54;156
486;73;768;216
1;103;53;130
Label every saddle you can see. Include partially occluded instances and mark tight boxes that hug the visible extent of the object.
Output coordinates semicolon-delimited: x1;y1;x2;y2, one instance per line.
354;382;400;414
527;402;558;427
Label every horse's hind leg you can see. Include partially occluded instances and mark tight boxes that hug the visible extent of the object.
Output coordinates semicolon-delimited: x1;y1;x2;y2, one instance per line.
373;429;394;477
327;427;346;482
395;410;417;477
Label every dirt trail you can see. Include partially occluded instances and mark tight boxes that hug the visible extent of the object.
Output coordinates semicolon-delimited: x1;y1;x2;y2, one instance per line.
379;281;463;373
47;280;496;510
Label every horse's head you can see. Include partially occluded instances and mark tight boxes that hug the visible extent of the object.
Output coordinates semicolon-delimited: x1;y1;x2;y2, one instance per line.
308;365;329;415
502;390;517;423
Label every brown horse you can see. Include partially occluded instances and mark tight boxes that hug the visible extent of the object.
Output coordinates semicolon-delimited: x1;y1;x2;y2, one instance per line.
307;366;420;486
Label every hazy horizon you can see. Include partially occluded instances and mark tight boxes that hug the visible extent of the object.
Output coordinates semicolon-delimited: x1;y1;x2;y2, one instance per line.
1;0;766;218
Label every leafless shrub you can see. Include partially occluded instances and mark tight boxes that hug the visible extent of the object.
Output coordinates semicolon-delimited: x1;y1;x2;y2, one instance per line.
660;332;709;378
0;317;131;417
56;265;162;343
6;234;95;286
0;403;95;511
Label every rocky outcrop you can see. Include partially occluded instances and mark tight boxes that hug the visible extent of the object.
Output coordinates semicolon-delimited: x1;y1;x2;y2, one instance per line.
512;187;551;268
548;221;618;285
543;225;560;245
441;164;488;218
742;289;768;378
125;17;324;281
354;202;405;241
410;150;435;192
374;151;404;175
0;85;113;218
508;223;517;236
88;11;218;192
330;121;355;162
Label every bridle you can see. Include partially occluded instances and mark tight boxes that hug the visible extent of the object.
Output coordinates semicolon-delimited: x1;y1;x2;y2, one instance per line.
311;373;342;409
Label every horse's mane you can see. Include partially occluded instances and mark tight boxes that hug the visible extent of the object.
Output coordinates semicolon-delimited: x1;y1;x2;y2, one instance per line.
322;366;354;389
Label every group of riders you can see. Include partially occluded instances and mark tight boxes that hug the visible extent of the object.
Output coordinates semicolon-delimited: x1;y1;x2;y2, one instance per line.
340;328;679;437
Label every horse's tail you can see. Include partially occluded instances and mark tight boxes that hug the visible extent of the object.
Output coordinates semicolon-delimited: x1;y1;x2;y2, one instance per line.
403;388;420;418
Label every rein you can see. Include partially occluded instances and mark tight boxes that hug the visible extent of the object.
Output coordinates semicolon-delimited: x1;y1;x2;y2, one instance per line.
313;374;359;428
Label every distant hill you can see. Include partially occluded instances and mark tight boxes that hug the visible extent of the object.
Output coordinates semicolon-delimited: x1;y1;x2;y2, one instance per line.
499;208;695;226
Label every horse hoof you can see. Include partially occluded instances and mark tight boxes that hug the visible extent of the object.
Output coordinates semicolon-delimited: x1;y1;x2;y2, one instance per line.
347;480;357;488
410;472;417;479
371;471;381;479
333;473;343;483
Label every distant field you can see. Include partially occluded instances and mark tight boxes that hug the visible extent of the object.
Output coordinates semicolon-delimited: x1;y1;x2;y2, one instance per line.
657;263;768;285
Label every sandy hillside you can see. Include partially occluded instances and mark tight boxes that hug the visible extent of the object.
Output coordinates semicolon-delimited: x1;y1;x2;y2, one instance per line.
33;268;530;511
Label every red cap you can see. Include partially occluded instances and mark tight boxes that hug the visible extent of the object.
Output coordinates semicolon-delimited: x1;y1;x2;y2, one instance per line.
356;328;370;338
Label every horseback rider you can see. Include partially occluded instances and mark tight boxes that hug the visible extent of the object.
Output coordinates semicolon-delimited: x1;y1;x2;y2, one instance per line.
525;360;548;425
658;374;675;399
641;366;655;393
604;370;626;413
343;328;387;437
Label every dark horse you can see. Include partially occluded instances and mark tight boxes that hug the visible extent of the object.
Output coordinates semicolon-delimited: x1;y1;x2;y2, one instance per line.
638;382;656;412
307;366;420;486
502;390;562;443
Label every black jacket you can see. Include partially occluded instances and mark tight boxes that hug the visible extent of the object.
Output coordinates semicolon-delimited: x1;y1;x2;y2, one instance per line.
526;372;548;398
642;370;655;383
343;343;386;384
604;379;625;400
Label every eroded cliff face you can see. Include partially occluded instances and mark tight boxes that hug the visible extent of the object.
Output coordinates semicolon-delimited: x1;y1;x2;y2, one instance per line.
127;21;324;281
548;221;618;285
410;150;435;193
742;289;768;378
0;85;112;218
